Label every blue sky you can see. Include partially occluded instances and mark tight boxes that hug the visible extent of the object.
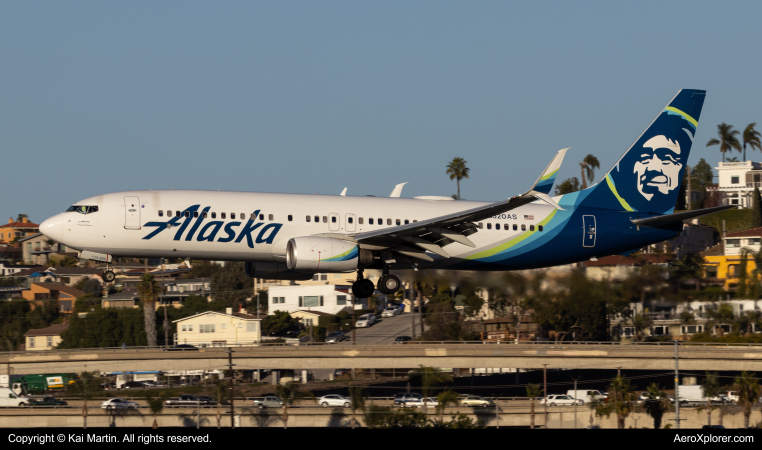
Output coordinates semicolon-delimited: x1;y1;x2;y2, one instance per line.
2;1;761;223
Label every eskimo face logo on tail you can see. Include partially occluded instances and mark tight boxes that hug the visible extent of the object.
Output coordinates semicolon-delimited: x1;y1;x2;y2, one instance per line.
141;206;282;248
634;135;684;201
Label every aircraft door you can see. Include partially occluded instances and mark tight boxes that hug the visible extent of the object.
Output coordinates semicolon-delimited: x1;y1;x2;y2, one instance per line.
124;196;141;230
345;213;356;232
329;213;340;232
582;215;596;247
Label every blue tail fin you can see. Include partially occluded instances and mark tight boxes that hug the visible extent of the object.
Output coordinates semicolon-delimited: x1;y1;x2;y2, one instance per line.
583;89;706;214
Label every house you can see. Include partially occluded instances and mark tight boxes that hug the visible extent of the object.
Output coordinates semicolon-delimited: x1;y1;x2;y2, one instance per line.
0;263;40;277
18;233;79;265
0;217;39;245
289;310;335;327
267;285;368;315
24;322;69;351
584;254;672;281
173;308;263;346
702;227;762;289
0;245;22;263
712;161;762;208
112;277;212;308
21;283;85;313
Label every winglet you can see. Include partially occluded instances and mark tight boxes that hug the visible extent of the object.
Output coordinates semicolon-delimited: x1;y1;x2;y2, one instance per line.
527;148;569;195
340;187;347;196
390;182;408;198
528;191;565;211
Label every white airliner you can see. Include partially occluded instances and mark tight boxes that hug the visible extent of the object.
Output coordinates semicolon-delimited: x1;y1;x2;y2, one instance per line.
39;89;725;299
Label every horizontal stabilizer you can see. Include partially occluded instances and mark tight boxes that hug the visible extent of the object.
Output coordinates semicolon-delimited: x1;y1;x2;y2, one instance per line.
631;205;734;228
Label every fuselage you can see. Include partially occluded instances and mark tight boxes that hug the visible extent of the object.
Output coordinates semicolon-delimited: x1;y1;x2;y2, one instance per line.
39;189;679;272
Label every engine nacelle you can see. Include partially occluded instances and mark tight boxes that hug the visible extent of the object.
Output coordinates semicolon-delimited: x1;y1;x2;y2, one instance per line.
286;236;372;272
244;261;314;281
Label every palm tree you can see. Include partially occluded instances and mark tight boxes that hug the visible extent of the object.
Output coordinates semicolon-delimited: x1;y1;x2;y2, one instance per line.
146;392;168;429
275;381;314;429
733;371;760;428
701;372;722;427
348;386;367;429
743;123;762;161
446;157;470;200
642;383;672;429
579;154;600;190
526;384;543;429
628;313;653;342
69;371;102;429
138;273;161;347
707;123;742;163
408;365;453;413
436;390;461;424
210;381;229;429
609;375;636;429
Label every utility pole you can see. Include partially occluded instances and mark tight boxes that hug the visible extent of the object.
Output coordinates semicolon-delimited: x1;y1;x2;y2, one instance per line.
227;348;235;428
410;296;416;339
418;288;424;336
352;294;356;345
543;364;548;428
674;339;680;429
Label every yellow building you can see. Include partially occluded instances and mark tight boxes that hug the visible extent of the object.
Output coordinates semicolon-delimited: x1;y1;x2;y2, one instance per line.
24;322;68;351
703;255;758;290
0;217;39;245
173;308;262;347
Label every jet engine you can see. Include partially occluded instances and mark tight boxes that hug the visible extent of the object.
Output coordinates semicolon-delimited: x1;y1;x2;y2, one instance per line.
286;236;373;272
243;261;314;281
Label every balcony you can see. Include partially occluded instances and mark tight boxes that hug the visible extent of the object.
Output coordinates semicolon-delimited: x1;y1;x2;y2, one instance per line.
31;247;55;254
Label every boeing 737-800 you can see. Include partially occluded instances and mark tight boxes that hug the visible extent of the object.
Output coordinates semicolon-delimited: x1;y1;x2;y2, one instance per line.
39;89;728;298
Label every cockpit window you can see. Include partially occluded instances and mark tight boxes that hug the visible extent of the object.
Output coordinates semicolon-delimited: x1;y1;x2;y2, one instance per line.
66;205;98;214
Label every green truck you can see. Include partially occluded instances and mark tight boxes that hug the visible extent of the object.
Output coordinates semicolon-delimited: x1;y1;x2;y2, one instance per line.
9;374;79;393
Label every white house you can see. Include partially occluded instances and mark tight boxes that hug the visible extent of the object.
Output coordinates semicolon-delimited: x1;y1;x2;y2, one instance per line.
173;308;262;346
714;161;762;208
267;284;368;315
723;227;762;256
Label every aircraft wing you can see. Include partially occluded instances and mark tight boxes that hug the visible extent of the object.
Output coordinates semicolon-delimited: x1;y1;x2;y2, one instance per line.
347;148;569;260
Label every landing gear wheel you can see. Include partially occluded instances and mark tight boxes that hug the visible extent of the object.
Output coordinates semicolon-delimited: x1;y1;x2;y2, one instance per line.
101;270;116;282
377;274;401;295
352;279;375;298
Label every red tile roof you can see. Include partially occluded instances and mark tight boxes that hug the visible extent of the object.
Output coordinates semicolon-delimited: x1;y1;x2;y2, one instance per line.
726;227;762;238
0;221;39;229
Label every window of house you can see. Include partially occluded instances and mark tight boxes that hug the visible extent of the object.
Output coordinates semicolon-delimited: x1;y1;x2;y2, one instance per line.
200;324;215;333
750;238;761;245
221;323;227;329
337;295;347;306
312;274;319;281
188;325;193;331
303;296;320;307
182;325;187;332
732;176;740;184
47;336;53;347
158;211;164;217
727;239;741;248
320;274;328;281
369;218;374;225
620;327;634;336
221;213;226;219
29;337;34;348
288;215;293;221
246;322;256;332
732;199;739;205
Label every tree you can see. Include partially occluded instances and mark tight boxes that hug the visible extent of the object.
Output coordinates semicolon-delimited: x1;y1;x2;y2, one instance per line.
608;375;636;429
707;123;742;163
701;372;722;427
554;177;580;195
526;384;543;429
579;154;600;190
210;381;229;429
146;392;169;429
753;188;762;229
446;157;470;200
210;261;253;306
69;371;102;429
690;158;714;208
262;310;299;336
275;381;314;429
642;383;671;429
733;371;760;428
46;255;78;267
408;366;452;413
743;123;762;161
348;386;367;429
627;313;653;342
138;273;161;347
435;390;460;425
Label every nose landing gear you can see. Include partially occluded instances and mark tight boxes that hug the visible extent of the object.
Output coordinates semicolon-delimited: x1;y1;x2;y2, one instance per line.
351;269;376;298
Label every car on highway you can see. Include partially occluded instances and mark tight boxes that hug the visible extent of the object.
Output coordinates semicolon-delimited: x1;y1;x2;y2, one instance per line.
459;395;495;408
334;369;352;377
29;397;68;406
381;307;402;318
317;395;351;408
325;331;347;343
101;398;140;410
252;396;284;409
355;313;376;328
540;395;583;407
401;397;439;408
394;336;412;344
393;393;423;407
162;344;199;351
120;381;148;389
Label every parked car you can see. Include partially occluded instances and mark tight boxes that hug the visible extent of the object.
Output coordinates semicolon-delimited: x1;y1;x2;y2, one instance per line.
325;331;347;343
334;369;352;377
394;336;412;344
382;307;401;318
120;381;147;389
356;314;376;328
252;396;284;409
162;344;198;352
393;393;423;407
29;397;68;406
101;398;140;410
317;395;351;408
541;395;583;407
460;395;495;408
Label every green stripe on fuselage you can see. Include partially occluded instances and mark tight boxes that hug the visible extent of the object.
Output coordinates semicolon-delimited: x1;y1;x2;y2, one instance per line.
466;208;558;260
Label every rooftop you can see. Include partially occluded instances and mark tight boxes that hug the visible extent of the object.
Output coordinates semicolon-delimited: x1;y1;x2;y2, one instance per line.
726;227;762;238
31;283;85;298
24;322;69;337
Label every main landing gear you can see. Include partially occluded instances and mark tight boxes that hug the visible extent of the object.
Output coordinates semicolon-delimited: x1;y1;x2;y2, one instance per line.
377;267;400;295
101;263;116;283
351;269;376;299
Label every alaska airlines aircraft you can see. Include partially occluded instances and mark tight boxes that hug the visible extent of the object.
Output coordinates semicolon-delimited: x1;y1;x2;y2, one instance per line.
39;89;728;298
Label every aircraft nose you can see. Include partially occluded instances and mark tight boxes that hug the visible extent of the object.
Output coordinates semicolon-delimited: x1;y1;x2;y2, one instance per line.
39;214;63;243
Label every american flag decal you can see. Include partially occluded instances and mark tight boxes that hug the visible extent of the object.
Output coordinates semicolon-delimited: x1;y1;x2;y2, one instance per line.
524;215;534;220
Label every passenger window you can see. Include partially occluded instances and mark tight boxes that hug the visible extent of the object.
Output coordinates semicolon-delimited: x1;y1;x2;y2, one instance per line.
478;223;483;229
194;212;199;218
495;224;500;230
269;214;274;221
158;211;164;217
167;210;172;217
539;225;544;232
487;223;492;230
314;216;319;222
521;224;526;231
413;220;418;223
231;213;235;218
530;225;535;231
359;218;364;224
332;216;337;223
221;213;227;219
323;216;328;223
202;212;207;218
211;212;216;219
369;218;374;225
505;223;509;229
176;211;181;218
387;219;392;225
240;213;245;220
184;211;190;218
395;219;400;226
378;218;382;225
288;215;293;222
404;220;409;224
260;214;264;220
250;213;256;220
348;217;353;224
513;224;517;231
306;216;311;222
